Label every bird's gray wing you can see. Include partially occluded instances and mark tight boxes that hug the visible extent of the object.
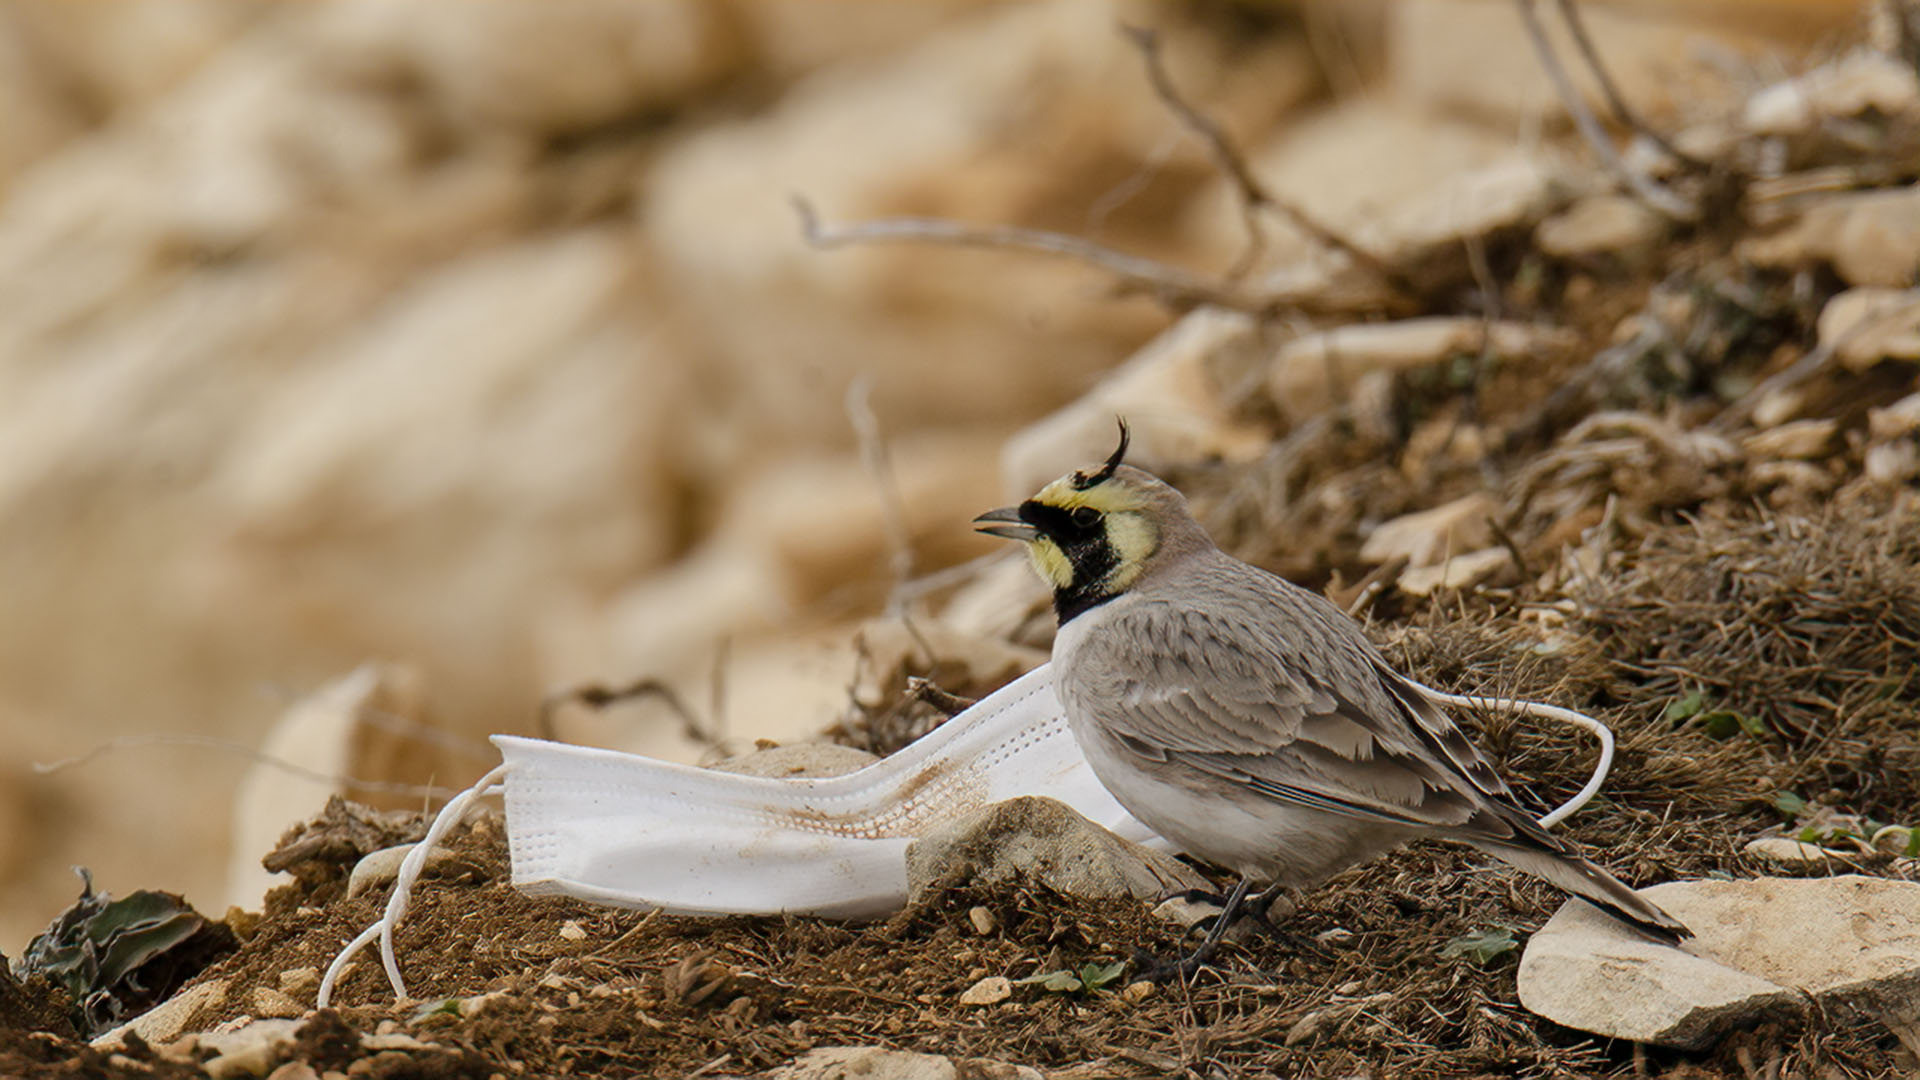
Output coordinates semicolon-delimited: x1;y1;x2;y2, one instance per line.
1065;599;1506;828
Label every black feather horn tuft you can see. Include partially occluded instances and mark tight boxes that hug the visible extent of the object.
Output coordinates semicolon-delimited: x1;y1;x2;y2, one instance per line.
1072;418;1130;490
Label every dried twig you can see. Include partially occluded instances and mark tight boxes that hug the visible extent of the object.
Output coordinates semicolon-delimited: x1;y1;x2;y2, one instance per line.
793;196;1261;314
1120;24;1407;291
1552;0;1709;172
32;734;459;799
539;677;716;750
1514;0;1696;220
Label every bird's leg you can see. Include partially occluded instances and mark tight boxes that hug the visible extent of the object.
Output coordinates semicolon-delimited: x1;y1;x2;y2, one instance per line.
1134;876;1254;982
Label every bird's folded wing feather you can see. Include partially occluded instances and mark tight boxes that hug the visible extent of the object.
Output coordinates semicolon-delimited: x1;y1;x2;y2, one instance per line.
1068;601;1510;828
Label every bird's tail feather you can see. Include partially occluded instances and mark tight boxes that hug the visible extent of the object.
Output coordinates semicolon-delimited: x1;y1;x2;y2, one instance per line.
1467;837;1690;944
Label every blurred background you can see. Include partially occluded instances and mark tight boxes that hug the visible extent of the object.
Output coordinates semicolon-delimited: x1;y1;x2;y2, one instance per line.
0;0;1879;950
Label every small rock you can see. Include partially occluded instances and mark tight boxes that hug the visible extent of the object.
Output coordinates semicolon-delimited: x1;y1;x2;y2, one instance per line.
1396;547;1513;596
1535;194;1666;261
278;968;319;996
1868;391;1920;439
1816;287;1920;370
1865;440;1920;485
1742;50;1920;136
199;1018;303;1079
967;906;996;936
346;844;461;900
1269;318;1575;423
266;1063;321;1080
1120;980;1154;1004
1747;186;1920;288
958;976;1011;1007
765;1046;1042;1080
1359;493;1496;568
905;796;1207;904
91;980;229;1051
558;920;588;942
1741;418;1837;460
248;987;304;1019
998;307;1269;500
360;1032;435;1052
1743;836;1844;864
1519;875;1920;1048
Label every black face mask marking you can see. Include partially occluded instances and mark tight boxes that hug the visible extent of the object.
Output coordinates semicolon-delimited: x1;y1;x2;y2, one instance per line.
1019;500;1120;623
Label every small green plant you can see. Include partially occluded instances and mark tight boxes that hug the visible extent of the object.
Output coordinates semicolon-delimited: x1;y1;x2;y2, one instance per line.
1440;926;1519;966
1016;959;1127;994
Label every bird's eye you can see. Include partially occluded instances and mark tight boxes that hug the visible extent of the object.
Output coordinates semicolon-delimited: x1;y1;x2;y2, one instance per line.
1070;506;1100;528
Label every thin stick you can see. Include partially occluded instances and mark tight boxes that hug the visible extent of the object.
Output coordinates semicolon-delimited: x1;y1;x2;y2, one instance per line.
794;196;1258;314
1513;0;1695;221
1552;0;1708;172
1121;24;1405;289
32;734;459;800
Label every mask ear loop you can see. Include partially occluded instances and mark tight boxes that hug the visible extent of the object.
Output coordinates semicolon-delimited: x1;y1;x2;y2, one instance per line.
1408;683;1614;829
319;763;510;1008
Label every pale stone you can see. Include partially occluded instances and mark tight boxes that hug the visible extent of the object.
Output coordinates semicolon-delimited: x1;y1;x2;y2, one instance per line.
729;0;1010;77
959;976;1012;1006
644;0;1306;438
318;0;739;133
713;742;879;780
265;1063;321;1080
1269;318;1576;422
1866;440;1920;485
1816;287;1920;370
1747;186;1920;288
968;906;997;936
767;1046;1042;1080
346;842;467;901
1519;876;1920;1048
92;980;229;1051
1183;97;1516;272
229;666;440;911
1359;493;1497;569
1389;0;1832;130
906;796;1207;903
1536;195;1667;260
1743;50;1920;136
1742;836;1844;864
1740;418;1837;460
1396;547;1513;597
197;1018;303;1079
1868;392;1920;439
998;307;1270;501
248;987;305;1020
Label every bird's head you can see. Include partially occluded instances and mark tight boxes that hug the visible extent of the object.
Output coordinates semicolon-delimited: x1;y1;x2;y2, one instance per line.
973;420;1199;622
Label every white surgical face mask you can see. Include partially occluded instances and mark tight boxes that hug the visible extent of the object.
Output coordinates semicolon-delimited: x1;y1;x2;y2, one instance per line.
495;663;1161;920
320;664;1614;1006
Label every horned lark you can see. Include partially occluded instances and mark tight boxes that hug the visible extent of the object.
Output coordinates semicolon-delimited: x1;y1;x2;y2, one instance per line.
975;423;1687;975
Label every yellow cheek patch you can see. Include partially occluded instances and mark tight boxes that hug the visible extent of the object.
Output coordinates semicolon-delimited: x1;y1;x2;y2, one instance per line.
1025;538;1074;590
1103;513;1156;591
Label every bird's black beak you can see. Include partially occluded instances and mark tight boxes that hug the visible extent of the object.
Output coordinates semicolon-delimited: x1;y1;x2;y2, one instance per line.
973;506;1039;542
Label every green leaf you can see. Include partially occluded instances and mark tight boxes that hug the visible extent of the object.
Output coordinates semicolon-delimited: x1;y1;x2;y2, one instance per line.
1014;969;1083;993
1078;960;1126;991
412;997;464;1022
1772;791;1808;819
1908;829;1920;858
1698;712;1739;739
1440;926;1519;966
1664;692;1705;723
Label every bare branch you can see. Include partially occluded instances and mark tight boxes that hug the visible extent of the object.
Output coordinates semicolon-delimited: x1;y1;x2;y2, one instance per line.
539;677;716;750
1514;0;1697;221
1119;23;1408;291
1553;0;1709;172
793;195;1264;314
32;733;459;799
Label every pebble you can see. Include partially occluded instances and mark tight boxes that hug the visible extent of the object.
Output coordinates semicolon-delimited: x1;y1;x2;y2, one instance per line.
967;906;996;936
958;976;1011;1007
